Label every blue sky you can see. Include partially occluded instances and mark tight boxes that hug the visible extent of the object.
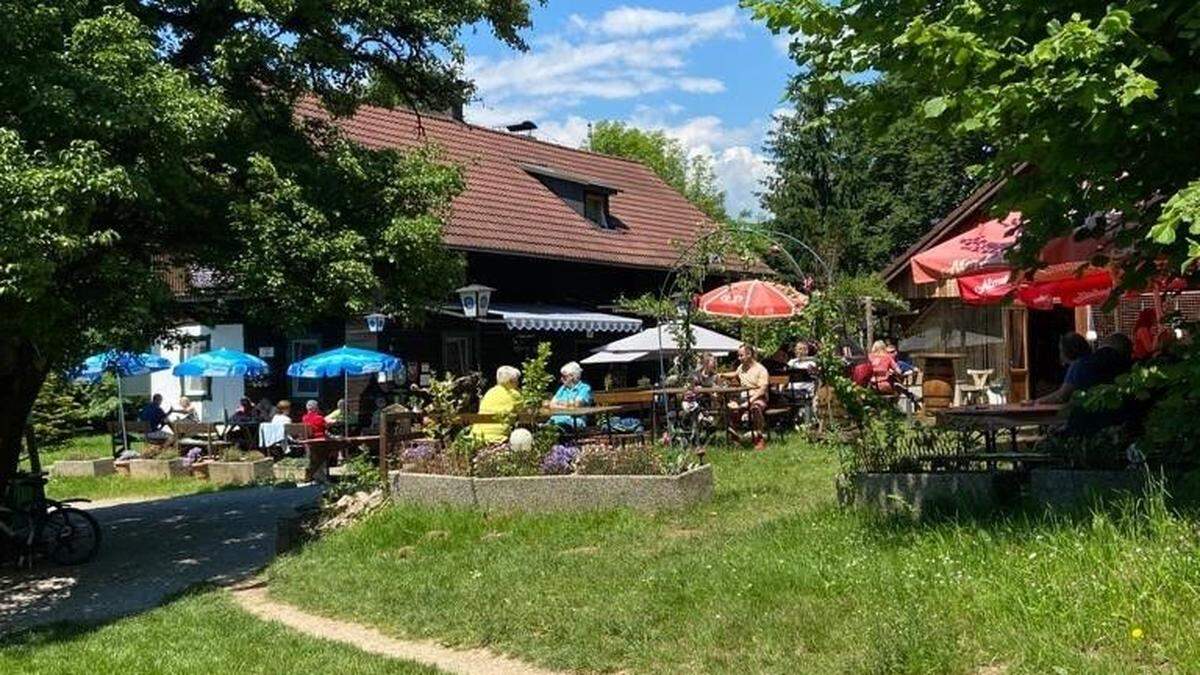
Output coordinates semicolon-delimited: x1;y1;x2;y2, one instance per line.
460;2;799;218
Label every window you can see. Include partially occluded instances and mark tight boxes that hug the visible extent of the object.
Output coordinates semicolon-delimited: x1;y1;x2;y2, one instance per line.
442;333;476;376
290;339;321;398
584;192;609;227
180;335;211;400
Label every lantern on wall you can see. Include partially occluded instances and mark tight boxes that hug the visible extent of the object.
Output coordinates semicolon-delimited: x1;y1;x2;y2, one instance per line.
365;312;388;334
456;284;495;319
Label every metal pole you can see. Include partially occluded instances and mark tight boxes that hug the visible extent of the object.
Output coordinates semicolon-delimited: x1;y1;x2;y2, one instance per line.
343;371;349;435
117;372;129;454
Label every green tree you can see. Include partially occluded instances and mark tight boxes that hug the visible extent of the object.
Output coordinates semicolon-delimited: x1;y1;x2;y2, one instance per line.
744;0;1200;285
764;77;980;276
0;1;535;474
587;120;728;222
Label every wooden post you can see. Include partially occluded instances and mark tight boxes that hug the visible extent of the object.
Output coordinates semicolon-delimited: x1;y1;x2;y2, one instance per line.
378;407;390;492
864;297;874;349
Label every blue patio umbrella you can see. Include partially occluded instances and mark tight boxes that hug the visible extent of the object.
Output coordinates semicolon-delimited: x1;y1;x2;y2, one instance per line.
173;348;269;378
73;350;173;453
286;346;402;424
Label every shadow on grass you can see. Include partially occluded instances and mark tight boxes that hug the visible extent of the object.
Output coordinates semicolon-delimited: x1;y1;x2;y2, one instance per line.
0;484;321;635
0;583;219;650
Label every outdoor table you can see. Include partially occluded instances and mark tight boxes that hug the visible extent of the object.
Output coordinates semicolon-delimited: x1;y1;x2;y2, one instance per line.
651;386;754;444
910;352;965;412
934;404;1065;454
220;421;260;449
298;435;381;483
538;405;625;418
540;405;626;442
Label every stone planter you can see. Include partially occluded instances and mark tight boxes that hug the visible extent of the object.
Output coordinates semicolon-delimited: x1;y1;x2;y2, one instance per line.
840;471;1006;516
128;458;187;479
389;464;714;512
208;459;274;486
51;458;115;478
273;463;308;483
190;461;211;480
1028;468;1167;509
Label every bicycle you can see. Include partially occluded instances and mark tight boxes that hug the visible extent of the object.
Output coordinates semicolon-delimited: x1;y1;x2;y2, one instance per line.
1;472;102;569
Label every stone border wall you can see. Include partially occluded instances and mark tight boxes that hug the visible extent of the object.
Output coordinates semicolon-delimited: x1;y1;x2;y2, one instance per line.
389;464;713;512
840;472;1004;516
842;467;1171;515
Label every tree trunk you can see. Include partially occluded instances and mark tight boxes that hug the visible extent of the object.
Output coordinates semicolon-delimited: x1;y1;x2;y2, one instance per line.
0;336;49;479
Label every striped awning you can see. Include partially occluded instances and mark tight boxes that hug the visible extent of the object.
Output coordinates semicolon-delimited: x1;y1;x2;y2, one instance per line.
488;304;642;333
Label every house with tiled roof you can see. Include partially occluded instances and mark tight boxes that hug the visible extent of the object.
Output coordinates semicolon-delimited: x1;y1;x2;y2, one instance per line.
145;105;722;422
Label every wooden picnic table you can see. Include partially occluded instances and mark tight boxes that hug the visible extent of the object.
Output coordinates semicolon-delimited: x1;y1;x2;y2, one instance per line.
935;404;1065;454
651;385;753;396
540;405;625;417
298;434;381;482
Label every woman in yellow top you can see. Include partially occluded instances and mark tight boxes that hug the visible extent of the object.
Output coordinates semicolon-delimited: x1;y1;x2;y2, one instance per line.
471;365;522;442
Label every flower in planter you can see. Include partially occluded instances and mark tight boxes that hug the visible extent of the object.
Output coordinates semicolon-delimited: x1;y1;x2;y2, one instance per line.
541;444;579;475
401;443;437;463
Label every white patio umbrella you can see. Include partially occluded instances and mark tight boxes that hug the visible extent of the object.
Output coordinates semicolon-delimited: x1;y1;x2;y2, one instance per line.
581;322;741;364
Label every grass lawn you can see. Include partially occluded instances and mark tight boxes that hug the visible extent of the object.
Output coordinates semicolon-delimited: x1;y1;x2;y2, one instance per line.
32;434;111;468
0;590;436;674
267;438;1200;674
43;474;221;502
25;434;229;502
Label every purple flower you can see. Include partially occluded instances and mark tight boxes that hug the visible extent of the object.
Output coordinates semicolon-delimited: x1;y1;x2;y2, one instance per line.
541;444;579;475
401;442;437;463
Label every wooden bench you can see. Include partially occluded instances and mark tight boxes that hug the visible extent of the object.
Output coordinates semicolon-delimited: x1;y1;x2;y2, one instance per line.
107;420;153;456
173;422;233;456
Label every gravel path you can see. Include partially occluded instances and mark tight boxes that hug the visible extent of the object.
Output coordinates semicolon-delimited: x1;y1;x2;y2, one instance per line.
0;484;321;634
230;581;564;675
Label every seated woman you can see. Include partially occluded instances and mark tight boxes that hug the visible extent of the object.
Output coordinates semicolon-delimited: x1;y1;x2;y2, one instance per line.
271;400;293;425
549;361;593;429
471;366;522;442
230;398;256;424
302;399;327;439
868;340;901;394
170;396;199;423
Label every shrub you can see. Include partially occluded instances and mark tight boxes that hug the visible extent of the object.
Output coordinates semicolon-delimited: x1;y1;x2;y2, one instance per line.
140;446;180;460
473;442;542;478
576;442;664;476
218;449;266;463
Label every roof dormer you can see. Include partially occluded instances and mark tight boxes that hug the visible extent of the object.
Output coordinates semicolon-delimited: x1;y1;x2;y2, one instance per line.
522;163;621;229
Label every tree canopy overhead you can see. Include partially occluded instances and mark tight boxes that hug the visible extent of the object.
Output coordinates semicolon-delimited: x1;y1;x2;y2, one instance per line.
763;77;983;276
586;120;728;222
745;0;1200;286
0;0;536;472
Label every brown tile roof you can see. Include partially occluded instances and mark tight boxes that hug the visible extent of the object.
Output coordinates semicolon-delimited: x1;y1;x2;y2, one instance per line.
297;101;718;271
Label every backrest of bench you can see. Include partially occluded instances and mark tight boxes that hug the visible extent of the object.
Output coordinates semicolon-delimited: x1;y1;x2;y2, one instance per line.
593;389;653;406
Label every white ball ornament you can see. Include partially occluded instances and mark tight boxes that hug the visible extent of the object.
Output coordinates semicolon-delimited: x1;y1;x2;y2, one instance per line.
508;428;534;452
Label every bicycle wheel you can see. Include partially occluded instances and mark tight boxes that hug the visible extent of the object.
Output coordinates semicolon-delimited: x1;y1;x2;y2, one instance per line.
39;506;102;566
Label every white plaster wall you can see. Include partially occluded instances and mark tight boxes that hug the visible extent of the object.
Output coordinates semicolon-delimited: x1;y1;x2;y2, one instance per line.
150;324;245;422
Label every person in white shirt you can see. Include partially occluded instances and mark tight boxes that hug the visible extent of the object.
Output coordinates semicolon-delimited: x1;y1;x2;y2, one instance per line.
271;400;294;424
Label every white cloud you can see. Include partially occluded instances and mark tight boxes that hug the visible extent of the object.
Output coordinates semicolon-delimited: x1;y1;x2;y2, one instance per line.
465;4;743;120
533;116;592;149
578;5;742;39
678;77;726;94
713;146;772;219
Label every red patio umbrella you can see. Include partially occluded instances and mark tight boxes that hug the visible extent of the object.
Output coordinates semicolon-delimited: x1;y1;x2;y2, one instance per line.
911;211;1108;285
957;269;1115;309
696;280;808;319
